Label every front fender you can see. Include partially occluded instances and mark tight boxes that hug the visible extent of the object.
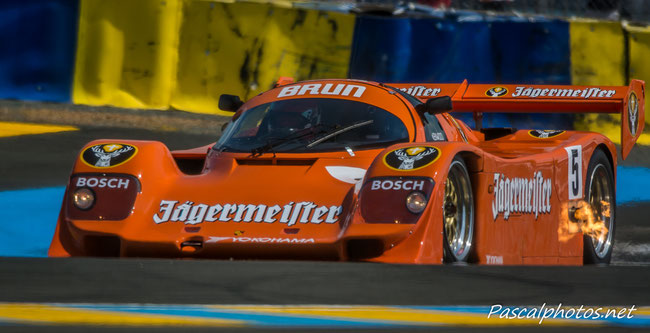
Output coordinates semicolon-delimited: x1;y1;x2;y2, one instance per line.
71;140;181;178
343;142;483;264
49;140;184;256
365;142;483;179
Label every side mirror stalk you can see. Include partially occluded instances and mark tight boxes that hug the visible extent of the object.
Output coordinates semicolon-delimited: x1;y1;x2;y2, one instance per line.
415;96;452;115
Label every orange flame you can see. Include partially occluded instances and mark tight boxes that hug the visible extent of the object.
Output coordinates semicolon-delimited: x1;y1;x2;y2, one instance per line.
558;200;609;242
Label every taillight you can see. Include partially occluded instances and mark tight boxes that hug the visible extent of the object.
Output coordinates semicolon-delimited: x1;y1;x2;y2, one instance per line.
359;177;434;224
66;174;140;220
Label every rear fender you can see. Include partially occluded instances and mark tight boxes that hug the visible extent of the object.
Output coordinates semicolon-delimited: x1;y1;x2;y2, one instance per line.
554;134;617;259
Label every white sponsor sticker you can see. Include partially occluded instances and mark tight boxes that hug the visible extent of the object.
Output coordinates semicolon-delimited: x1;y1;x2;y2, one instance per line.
565;146;583;200
153;200;343;226
491;171;552;221
370;179;425;191
206;237;315;244
511;87;616;99
430;133;445;141
486;255;504;265
277;83;366;98
628;91;639;136
76;177;130;189
325;166;366;184
399;86;441;97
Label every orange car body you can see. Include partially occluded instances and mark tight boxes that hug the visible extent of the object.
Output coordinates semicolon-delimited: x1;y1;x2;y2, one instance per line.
49;79;645;265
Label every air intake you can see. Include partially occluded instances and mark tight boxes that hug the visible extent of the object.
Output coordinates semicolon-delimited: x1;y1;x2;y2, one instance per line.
236;158;317;166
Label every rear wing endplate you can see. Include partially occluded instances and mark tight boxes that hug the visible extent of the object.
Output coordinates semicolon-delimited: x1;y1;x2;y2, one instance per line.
388;80;645;160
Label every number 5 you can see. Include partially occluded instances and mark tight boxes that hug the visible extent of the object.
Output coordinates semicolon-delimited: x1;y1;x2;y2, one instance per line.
565;146;583;200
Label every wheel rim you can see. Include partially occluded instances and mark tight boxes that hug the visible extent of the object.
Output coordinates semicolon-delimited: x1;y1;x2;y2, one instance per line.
588;164;614;259
444;161;474;261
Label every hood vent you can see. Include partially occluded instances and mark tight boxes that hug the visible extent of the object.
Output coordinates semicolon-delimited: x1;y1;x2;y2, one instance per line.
236;158;317;166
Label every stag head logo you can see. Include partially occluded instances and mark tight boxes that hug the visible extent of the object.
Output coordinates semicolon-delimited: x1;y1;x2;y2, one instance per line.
485;86;508;97
384;146;440;171
82;144;137;168
628;92;639;137
529;130;564;139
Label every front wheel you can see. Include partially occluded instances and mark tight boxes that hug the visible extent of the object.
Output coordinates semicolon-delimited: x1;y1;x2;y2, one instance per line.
443;157;475;263
583;149;616;264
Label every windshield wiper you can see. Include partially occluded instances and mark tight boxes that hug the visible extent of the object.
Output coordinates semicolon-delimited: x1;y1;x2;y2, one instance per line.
305;120;374;149
249;120;373;156
249;125;329;157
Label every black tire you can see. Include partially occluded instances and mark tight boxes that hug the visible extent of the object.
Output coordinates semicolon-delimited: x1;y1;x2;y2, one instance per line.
583;149;616;265
442;157;475;263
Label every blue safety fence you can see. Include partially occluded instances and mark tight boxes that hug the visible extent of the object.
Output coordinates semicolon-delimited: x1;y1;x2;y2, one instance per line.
349;15;496;83
349;13;573;130
0;0;78;102
489;17;570;85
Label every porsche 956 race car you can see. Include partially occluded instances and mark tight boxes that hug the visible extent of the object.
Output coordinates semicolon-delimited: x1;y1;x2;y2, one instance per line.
49;78;645;265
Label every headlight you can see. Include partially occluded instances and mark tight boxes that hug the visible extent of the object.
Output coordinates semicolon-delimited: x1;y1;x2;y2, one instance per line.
406;191;427;214
360;177;434;224
72;188;95;210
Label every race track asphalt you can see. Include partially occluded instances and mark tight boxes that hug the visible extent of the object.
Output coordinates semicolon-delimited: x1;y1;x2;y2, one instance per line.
0;257;648;332
1;257;648;305
0;125;649;332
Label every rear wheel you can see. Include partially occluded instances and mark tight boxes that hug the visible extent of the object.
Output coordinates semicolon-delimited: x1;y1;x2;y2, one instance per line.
583;149;615;264
443;157;475;263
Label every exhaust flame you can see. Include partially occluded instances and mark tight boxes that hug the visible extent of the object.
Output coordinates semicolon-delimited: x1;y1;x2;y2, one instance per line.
558;200;610;243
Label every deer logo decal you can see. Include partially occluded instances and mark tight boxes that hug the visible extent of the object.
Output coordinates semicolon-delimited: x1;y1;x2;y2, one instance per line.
82;144;137;168
529;130;565;139
485;86;508;97
384;146;440;171
628;92;639;137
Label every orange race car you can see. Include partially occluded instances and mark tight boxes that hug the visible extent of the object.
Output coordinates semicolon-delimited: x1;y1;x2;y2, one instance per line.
49;78;645;265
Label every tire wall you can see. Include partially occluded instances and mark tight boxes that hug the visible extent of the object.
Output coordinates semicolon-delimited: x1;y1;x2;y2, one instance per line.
569;19;650;145
0;0;648;138
72;0;181;110
624;23;650;143
170;2;354;115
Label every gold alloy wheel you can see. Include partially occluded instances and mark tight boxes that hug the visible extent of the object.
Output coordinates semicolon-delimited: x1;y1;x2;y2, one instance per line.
443;159;474;262
588;164;614;259
444;178;458;246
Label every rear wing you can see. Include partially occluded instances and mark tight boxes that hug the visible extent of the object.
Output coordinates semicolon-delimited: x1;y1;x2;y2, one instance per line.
389;80;645;160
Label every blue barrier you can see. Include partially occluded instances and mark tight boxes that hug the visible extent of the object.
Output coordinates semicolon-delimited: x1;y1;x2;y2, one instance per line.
349;15;495;83
349;15;571;84
349;16;414;83
0;1;78;102
486;18;573;130
490;18;571;85
349;14;573;130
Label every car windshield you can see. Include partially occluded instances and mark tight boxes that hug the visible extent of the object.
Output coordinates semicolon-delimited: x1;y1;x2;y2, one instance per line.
215;98;410;153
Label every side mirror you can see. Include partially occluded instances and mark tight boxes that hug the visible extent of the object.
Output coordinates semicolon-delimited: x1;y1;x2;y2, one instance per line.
219;94;244;112
221;121;230;133
415;96;452;115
